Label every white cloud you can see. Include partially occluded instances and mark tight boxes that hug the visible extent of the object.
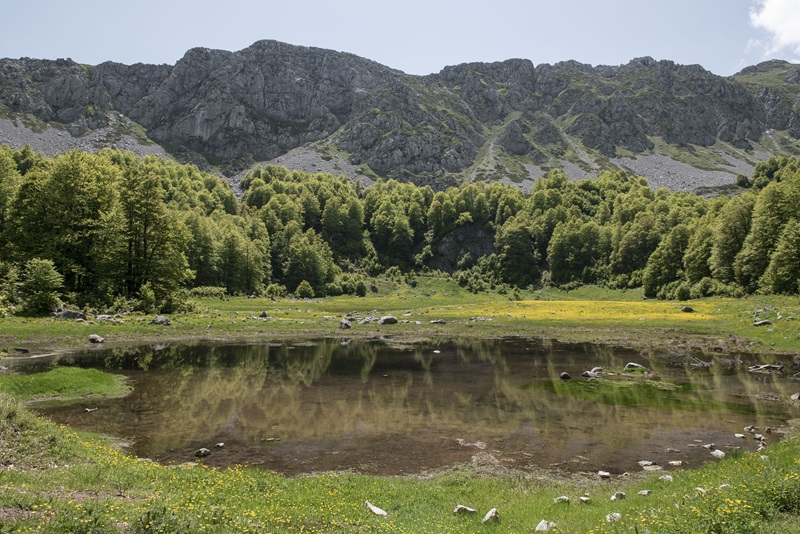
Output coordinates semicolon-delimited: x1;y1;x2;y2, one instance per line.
749;0;800;60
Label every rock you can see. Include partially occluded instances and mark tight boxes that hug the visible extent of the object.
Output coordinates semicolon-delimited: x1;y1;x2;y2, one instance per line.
754;433;765;441
553;496;570;504
734;433;745;438
681;306;694;313
610;492;626;501
710;449;726;459
753;319;773;326
668;460;682;466
598;470;611;479
638;490;651;496
151;315;171;326
579;496;591;504
643;465;663;472
702;443;715;450
84;407;98;413
482;508;499;523
624;362;646;370
195;448;210;458
791;393;800;401
378;316;397;325
259;310;269;318
744;425;756;432
429;319;447;324
53;309;86;320
560;372;571;380
581;370;600;378
453;504;476;514
637;460;654;467
365;500;387;516
12;347;30;354
88;334;105;344
606;512;622;523
214;443;224;448
535;519;556;531
338;319;352;329
659;475;674;482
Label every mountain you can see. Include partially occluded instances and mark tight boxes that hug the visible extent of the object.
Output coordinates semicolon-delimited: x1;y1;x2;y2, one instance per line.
2;40;800;192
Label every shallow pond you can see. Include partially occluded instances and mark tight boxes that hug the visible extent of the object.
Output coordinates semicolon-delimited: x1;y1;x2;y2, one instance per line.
9;338;799;476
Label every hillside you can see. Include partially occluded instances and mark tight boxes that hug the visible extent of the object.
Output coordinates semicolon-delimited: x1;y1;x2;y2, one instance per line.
2;40;800;192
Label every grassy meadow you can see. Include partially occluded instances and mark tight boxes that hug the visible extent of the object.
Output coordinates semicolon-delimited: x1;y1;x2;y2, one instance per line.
1;277;800;532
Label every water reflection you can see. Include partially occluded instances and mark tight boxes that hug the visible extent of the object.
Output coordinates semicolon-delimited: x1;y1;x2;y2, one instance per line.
12;338;798;475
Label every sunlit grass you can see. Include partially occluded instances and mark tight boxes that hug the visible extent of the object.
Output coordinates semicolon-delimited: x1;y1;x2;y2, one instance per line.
1;390;799;532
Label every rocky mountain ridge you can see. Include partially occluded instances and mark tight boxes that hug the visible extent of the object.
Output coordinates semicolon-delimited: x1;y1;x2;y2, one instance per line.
2;40;800;191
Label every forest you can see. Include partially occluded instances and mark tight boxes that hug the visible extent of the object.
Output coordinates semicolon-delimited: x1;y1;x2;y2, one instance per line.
0;144;799;315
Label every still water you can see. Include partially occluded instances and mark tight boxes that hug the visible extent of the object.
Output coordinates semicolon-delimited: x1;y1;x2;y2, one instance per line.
10;338;798;475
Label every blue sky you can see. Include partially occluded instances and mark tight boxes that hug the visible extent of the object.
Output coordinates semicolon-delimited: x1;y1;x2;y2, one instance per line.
2;0;798;76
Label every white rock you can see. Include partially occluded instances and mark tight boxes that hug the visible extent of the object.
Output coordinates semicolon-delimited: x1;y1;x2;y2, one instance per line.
638;490;651;496
696;487;706;495
668;460;682;466
553;496;570;504
453;504;476;514
598;470;611;478
606;512;622;523
579;496;591;504
643;465;663;471
659;475;674;482
711;449;726;459
734;433;745;439
365;500;387;516
719;484;731;490
611;492;626;501
536;519;556;531
482;508;499;523
637;460;654;467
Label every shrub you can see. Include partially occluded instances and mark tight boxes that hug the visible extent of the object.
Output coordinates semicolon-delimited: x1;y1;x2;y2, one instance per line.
20;258;63;314
295;280;315;299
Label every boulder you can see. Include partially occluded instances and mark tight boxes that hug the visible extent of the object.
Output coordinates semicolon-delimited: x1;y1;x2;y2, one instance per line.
429;319;447;324
681;306;694;313
338;319;352;329
560;372;571;380
453;505;476;514
753;319;773;327
378;316;397;325
195;448;210;458
53;309;86;320
624;362;647;370
151;315;171;326
88;334;105;344
553;496;570;504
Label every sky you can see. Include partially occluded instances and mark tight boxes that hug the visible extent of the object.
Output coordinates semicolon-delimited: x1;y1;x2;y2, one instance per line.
1;0;799;76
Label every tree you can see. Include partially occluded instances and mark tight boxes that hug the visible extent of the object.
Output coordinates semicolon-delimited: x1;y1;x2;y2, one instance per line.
21;258;63;314
495;216;539;287
642;224;691;297
708;194;754;283
760;219;800;294
282;229;335;294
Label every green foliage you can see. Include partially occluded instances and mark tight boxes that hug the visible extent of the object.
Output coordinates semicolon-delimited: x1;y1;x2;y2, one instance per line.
2;147;800;311
294;279;315;298
20;257;63;314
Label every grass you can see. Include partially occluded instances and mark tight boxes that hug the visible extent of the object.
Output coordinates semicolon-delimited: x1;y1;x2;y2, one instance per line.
1;278;799;354
1;279;800;531
0;392;798;532
0;367;130;401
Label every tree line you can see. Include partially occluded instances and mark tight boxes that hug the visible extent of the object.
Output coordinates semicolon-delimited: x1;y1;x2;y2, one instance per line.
1;145;799;315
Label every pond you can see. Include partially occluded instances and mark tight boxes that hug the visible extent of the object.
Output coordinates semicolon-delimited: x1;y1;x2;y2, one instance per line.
8;338;799;476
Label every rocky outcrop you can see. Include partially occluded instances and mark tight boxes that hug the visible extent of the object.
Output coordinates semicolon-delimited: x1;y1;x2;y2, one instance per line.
2;43;800;185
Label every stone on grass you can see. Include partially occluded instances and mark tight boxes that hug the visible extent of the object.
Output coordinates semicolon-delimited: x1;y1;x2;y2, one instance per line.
536;519;556;531
453;504;476;514
151;315;171;326
611;492;626;501
88;334;104;344
365;500;387;516
606;512;622;523
711;449;726;459
482;508;499;523
638;490;652;496
338;319;352;329
659;475;674;482
553;496;570;504
378;316;397;325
